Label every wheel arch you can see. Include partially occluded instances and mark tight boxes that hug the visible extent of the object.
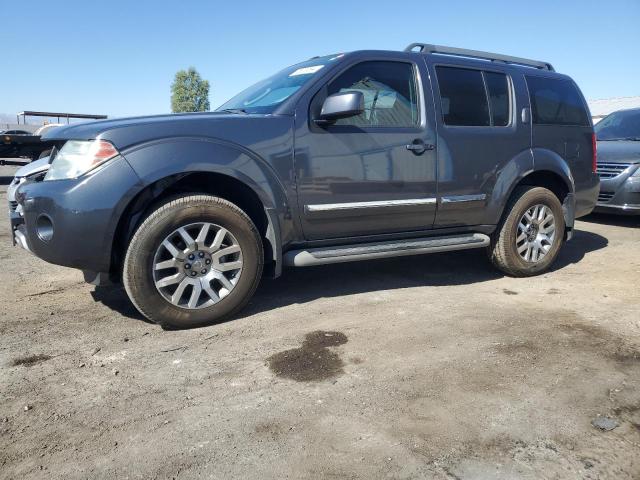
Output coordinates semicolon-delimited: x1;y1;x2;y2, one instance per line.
499;162;575;237
486;146;574;228
111;170;283;281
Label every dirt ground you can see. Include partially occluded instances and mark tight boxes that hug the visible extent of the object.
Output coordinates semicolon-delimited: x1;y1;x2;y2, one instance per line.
1;163;639;479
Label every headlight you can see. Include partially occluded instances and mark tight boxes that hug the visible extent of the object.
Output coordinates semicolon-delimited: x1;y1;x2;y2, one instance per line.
44;140;119;181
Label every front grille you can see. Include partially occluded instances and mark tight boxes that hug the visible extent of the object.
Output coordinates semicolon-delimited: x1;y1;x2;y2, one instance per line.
596;161;632;179
9;201;18;212
598;192;614;203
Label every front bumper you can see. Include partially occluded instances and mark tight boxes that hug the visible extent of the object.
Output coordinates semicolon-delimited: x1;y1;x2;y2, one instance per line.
13;156;143;272
594;171;640;215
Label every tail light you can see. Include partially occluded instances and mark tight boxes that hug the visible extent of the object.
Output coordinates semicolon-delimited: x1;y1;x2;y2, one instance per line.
592;132;597;173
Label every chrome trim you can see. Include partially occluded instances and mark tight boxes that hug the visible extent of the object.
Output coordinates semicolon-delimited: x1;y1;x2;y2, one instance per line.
441;194;487;204
305;198;437;212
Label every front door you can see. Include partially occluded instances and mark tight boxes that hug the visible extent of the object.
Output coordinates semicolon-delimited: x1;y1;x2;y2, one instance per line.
293;58;437;241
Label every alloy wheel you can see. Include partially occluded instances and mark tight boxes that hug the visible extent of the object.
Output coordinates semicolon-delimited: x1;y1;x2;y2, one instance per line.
516;204;556;263
152;222;243;309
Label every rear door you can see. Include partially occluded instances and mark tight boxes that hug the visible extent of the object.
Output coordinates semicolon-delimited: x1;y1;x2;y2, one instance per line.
293;57;438;240
428;62;532;227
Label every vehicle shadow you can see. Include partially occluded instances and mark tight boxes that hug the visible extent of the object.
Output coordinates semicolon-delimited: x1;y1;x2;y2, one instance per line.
246;228;608;316
90;285;152;323
579;213;640;228
90;229;608;324
0;176;15;185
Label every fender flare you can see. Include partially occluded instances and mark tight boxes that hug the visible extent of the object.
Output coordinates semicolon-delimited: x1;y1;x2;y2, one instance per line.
488;148;576;229
118;137;291;276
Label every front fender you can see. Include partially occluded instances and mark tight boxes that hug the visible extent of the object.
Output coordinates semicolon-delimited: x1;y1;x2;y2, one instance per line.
121;137;290;212
121;138;294;277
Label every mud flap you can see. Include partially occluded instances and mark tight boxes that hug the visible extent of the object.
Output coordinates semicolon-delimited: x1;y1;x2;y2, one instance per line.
562;193;575;241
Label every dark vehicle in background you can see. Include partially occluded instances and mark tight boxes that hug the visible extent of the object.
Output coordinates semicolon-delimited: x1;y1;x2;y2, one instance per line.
1;131;57;163
594;108;640;214
0;129;31;135
12;43;598;329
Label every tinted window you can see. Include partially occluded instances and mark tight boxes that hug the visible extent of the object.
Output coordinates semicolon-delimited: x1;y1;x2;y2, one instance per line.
485;71;510;126
327;61;419;127
595;109;640;140
436;66;489;126
526;76;589;126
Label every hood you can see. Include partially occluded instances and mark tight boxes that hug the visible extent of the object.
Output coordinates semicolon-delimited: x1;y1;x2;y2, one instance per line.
596;140;640;164
41;112;266;142
15;157;50;178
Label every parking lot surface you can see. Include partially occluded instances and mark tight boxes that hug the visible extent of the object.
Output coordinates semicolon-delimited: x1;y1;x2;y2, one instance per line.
1;163;639;479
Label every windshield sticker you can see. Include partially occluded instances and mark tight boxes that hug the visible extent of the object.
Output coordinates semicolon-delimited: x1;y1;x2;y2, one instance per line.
289;65;325;77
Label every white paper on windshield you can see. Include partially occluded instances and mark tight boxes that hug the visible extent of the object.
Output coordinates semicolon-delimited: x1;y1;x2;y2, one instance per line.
289;65;324;77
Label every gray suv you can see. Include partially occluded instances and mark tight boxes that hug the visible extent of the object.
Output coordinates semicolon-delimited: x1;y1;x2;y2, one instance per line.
12;43;599;329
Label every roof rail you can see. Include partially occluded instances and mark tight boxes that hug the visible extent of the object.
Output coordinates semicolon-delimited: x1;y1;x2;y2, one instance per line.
404;43;554;71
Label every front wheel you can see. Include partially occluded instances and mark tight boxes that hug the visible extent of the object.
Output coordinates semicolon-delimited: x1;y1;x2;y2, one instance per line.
123;195;263;329
489;186;565;277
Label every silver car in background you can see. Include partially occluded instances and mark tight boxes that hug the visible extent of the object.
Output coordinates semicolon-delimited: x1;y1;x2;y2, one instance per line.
595;108;640;214
7;157;50;223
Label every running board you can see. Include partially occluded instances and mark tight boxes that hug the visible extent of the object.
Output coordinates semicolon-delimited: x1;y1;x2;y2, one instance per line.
284;233;490;267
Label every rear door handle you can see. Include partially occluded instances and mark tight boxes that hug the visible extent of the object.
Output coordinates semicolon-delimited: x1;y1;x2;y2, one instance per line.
406;139;435;155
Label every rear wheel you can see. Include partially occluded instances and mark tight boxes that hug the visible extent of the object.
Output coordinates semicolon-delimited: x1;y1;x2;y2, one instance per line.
123;195;263;329
489;186;565;277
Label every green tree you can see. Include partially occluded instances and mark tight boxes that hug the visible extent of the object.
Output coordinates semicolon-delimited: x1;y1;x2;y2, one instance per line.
170;67;211;113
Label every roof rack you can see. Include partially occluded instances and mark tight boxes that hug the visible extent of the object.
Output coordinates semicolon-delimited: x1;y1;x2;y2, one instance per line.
404;43;554;71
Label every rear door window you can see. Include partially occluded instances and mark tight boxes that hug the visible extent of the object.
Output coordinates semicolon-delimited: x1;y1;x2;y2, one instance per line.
526;76;590;126
485;71;510;127
436;66;489;126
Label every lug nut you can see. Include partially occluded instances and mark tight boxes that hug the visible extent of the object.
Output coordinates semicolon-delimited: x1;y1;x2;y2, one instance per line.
198;252;205;258
191;271;197;277
201;269;207;274
188;254;195;260
205;259;211;265
185;263;191;269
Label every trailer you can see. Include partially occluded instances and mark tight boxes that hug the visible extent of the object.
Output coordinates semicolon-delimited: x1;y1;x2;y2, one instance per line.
1;111;107;164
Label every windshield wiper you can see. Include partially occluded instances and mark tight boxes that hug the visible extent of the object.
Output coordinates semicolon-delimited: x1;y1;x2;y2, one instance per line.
218;108;248;114
599;137;640;141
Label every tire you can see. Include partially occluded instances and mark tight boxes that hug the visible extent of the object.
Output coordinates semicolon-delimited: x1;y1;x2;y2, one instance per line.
123;195;263;329
489;186;565;277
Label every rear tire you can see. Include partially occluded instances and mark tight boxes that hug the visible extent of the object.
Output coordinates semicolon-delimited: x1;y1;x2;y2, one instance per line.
123;195;263;329
489;186;565;277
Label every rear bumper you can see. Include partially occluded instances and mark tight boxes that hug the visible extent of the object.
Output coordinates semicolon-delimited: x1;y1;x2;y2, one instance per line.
574;172;600;219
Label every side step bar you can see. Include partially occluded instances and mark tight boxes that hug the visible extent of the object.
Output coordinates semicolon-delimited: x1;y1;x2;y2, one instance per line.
284;233;490;267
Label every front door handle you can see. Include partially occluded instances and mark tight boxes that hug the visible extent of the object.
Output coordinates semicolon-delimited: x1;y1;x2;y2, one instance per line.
406;139;435;155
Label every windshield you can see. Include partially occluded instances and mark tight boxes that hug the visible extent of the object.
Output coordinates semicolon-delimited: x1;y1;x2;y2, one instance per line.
595;109;640;140
217;54;343;114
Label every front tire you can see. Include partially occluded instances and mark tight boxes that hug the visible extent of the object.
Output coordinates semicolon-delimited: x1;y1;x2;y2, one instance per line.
489;186;565;277
123;195;263;329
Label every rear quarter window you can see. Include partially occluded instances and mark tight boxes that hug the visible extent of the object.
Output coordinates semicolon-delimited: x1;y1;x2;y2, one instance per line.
526;76;590;126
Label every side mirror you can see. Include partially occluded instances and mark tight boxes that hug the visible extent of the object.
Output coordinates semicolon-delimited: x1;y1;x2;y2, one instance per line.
315;91;364;125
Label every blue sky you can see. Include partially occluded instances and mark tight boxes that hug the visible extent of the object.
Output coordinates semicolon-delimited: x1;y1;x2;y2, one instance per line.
2;0;639;118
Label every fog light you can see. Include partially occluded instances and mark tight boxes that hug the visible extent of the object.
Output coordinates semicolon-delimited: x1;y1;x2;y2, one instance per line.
36;214;54;242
